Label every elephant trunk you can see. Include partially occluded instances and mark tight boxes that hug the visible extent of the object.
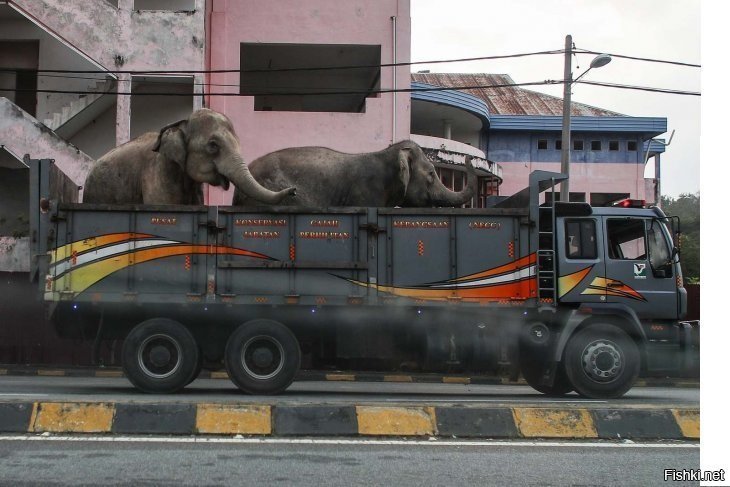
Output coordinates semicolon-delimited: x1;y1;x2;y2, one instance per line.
219;153;295;205
429;156;477;207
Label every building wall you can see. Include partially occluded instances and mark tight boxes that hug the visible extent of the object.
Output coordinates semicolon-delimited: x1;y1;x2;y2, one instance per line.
0;19;106;122
206;0;412;204
67;105;117;160
490;131;649;201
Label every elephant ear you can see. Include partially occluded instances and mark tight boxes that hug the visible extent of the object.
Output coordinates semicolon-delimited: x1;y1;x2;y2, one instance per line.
396;147;412;201
152;120;188;168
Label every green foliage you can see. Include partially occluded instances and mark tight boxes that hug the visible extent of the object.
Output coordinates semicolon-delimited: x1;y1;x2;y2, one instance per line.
661;192;700;282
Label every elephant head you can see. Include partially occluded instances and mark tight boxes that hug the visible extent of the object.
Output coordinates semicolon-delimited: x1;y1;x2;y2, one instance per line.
396;141;476;207
152;109;295;204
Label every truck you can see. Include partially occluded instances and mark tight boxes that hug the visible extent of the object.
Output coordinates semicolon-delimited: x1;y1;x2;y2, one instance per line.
28;158;691;399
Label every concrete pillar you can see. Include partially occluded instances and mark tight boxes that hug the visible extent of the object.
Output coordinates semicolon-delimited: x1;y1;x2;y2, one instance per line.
193;74;205;110
443;119;452;140
115;74;131;146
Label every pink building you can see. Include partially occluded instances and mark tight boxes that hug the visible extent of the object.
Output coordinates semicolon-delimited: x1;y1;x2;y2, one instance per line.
204;0;412;204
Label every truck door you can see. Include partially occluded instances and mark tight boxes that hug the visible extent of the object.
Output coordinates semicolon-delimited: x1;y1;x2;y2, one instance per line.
603;217;678;319
556;216;606;303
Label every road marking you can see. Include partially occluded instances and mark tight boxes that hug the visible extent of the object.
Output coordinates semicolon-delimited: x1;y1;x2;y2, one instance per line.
0;435;699;448
0;394;50;397
375;398;607;404
0;396;607;405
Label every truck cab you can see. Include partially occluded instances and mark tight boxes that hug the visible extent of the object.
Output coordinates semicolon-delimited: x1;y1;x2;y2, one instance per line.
557;205;686;321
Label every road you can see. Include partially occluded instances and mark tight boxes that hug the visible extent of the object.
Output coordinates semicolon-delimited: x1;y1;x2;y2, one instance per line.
0;436;699;486
0;376;699;407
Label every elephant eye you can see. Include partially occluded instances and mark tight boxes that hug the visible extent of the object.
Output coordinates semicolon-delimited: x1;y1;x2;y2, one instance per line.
206;140;219;154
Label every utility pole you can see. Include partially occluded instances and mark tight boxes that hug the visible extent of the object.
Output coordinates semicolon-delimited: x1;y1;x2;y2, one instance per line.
559;35;573;202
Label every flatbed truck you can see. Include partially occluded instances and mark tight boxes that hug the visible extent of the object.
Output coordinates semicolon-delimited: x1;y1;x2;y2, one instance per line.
29;158;691;398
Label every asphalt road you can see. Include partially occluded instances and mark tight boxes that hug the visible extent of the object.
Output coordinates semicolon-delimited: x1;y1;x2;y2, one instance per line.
0;376;699;407
0;436;699;486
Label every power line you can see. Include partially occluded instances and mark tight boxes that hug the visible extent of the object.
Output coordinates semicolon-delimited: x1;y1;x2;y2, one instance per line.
0;49;565;76
575;48;701;68
576;80;700;96
0;79;562;97
1;78;700;97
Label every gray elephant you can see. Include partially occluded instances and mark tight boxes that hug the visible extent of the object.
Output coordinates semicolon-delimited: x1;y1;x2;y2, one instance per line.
232;140;476;207
83;108;295;205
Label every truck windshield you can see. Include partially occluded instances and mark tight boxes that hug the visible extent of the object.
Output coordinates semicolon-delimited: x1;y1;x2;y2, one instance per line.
648;219;673;276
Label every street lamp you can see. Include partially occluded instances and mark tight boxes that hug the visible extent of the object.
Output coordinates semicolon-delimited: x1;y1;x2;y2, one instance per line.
559;36;612;201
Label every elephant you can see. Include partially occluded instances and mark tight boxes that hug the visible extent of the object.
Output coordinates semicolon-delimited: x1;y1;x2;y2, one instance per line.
83;108;296;205
232;140;476;208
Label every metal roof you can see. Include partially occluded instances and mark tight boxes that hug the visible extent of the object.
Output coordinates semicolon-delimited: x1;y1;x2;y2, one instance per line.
410;73;625;117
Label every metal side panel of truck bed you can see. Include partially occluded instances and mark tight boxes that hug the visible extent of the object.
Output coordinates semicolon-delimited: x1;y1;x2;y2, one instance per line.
45;204;535;308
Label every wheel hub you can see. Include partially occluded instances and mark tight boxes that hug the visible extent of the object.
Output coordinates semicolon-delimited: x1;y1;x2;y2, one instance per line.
241;336;284;380
138;334;182;379
251;347;274;368
581;339;622;382
149;346;172;367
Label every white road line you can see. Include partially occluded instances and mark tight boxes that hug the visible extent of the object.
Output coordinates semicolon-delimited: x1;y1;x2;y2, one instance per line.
0;435;699;448
376;398;608;407
0;393;49;397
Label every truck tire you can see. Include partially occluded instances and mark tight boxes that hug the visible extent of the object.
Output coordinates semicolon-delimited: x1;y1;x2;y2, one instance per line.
520;359;573;396
122;318;200;394
563;323;640;399
225;319;301;395
186;350;204;386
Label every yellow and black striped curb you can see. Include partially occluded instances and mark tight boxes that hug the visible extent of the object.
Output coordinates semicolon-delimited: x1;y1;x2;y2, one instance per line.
0;367;700;388
0;402;699;440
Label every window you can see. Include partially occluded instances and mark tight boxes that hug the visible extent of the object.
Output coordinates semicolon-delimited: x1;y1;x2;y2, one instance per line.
627;141;638;151
134;0;195;9
573;140;584;151
565;219;597;259
537;139;548;150
609;140;619;151
436;167;470;207
591;140;601;151
555;140;562;150
606;219;646;260
647;220;673;277
240;43;381;113
0;41;39;117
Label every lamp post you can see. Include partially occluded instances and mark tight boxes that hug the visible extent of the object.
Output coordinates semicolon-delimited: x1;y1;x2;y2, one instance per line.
559;36;612;201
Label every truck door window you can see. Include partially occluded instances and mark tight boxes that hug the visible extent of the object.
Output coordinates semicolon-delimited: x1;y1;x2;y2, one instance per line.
565;219;597;259
648;220;673;277
606;219;646;260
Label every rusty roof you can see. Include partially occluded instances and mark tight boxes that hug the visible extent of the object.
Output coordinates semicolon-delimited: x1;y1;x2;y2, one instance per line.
410;72;624;117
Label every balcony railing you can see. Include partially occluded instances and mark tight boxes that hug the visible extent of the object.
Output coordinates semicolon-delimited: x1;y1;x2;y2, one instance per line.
410;134;502;180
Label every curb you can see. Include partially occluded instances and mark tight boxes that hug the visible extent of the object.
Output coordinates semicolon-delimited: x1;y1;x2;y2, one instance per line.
0;367;700;388
0;401;699;440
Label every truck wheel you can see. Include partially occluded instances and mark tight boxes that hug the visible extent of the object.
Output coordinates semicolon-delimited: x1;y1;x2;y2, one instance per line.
122;318;199;394
520;359;573;396
186;350;204;386
225;319;301;395
564;324;640;399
